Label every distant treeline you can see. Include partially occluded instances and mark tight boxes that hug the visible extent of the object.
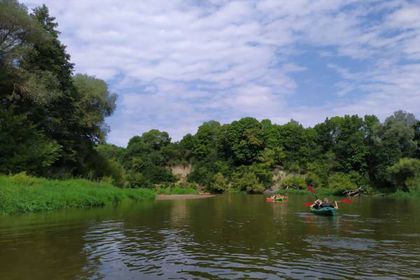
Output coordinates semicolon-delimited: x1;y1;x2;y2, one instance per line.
1;1;419;195
98;112;420;195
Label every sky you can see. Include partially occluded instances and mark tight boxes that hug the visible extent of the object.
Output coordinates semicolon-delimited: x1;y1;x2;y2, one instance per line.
23;0;420;146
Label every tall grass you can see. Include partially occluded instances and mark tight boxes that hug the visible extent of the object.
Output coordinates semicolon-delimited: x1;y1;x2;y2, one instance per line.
0;174;155;215
387;189;420;199
156;186;198;195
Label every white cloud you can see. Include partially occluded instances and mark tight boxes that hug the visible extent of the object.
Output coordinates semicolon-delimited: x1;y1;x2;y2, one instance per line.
22;0;420;145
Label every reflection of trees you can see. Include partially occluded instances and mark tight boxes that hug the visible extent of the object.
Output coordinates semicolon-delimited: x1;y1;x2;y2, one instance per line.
184;195;312;255
0;202;157;280
2;196;417;279
0;210;95;280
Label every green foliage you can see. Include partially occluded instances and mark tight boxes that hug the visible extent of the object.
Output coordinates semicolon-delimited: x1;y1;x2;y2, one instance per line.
0;0;45;62
225;117;265;164
327;173;357;195
280;174;306;190
123;130;176;187
0;2;117;179
231;171;265;193
73;74;117;143
0;108;61;175
414;121;420;159
209;172;229;193
156;185;198;195
387;158;420;192
1;2;418;198
305;172;322;188
0;174;155;215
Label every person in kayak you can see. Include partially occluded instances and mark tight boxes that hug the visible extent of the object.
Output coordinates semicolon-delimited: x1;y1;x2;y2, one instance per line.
320;198;338;209
312;199;322;209
270;195;287;200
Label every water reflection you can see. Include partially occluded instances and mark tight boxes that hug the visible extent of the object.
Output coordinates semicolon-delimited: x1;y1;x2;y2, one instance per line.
0;195;419;279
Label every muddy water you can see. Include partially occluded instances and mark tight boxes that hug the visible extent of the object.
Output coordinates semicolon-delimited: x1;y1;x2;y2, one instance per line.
0;194;419;279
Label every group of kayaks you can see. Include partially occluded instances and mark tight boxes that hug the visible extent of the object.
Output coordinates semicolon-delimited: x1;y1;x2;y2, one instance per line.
265;195;337;216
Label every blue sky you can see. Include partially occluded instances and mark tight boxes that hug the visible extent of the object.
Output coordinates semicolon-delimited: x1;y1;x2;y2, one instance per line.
24;0;420;146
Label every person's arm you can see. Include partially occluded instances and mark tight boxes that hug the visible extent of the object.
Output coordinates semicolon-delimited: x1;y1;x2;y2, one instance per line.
334;201;339;209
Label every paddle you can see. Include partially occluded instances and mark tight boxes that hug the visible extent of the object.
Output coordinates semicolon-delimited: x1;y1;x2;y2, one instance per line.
339;198;353;204
304;185;353;206
304;185;318;207
307;185;318;198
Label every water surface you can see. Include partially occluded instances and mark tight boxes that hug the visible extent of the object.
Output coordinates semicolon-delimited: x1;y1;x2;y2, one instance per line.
0;194;419;279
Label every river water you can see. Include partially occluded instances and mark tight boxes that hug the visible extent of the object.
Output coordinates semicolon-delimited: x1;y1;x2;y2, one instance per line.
0;194;419;279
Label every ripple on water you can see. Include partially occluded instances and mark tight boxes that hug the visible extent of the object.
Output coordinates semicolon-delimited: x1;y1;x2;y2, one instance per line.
1;195;419;280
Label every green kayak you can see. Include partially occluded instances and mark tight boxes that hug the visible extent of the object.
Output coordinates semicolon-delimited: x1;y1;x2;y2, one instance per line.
310;206;337;216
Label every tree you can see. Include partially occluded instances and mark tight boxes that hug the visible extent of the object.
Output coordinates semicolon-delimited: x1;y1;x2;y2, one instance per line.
124;130;175;187
1;3;117;178
387;158;420;192
73;74;116;143
0;108;61;175
209;172;228;193
414;121;420;159
191;121;222;161
225;117;265;165
0;0;45;63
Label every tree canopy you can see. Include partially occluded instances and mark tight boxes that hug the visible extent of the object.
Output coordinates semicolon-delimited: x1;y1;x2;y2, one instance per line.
1;1;419;196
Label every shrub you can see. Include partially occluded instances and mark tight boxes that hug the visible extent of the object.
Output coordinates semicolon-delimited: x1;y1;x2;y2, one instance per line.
387;158;420;192
280;174;306;190
305;172;322;188
209;172;228;193
231;171;265;193
327;172;357;195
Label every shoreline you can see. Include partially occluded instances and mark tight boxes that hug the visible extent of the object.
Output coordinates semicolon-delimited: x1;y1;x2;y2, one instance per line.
156;194;215;200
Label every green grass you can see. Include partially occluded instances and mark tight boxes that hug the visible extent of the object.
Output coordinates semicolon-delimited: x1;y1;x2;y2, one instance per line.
275;188;337;196
0;174;155;215
156;186;198;195
386;189;420;199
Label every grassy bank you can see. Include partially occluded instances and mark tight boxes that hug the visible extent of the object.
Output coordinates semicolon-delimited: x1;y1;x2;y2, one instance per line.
156;185;198;195
386;189;420;199
275;188;337;197
275;187;420;200
0;174;155;215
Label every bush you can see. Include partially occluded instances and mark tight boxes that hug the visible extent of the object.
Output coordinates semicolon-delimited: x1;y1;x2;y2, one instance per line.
387;158;420;192
280;174;306;190
231;171;265;193
305;172;322;188
209;172;228;193
327;172;357;195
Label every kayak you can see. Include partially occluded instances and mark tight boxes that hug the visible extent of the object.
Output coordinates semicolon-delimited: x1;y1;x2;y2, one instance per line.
266;196;287;203
310;206;336;216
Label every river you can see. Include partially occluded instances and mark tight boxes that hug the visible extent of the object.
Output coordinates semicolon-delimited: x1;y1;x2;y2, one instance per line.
0;194;419;279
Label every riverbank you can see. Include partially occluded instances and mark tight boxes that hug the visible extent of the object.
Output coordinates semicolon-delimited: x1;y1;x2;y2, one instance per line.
274;187;420;199
0;174;155;215
156;194;215;200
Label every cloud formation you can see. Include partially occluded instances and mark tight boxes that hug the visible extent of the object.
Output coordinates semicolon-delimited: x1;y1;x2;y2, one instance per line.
23;0;420;145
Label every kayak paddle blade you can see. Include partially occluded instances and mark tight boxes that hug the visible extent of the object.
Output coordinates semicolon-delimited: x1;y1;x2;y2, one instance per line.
340;198;352;204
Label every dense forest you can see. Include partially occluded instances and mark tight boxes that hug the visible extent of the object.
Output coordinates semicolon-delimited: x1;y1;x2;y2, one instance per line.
1;1;420;196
